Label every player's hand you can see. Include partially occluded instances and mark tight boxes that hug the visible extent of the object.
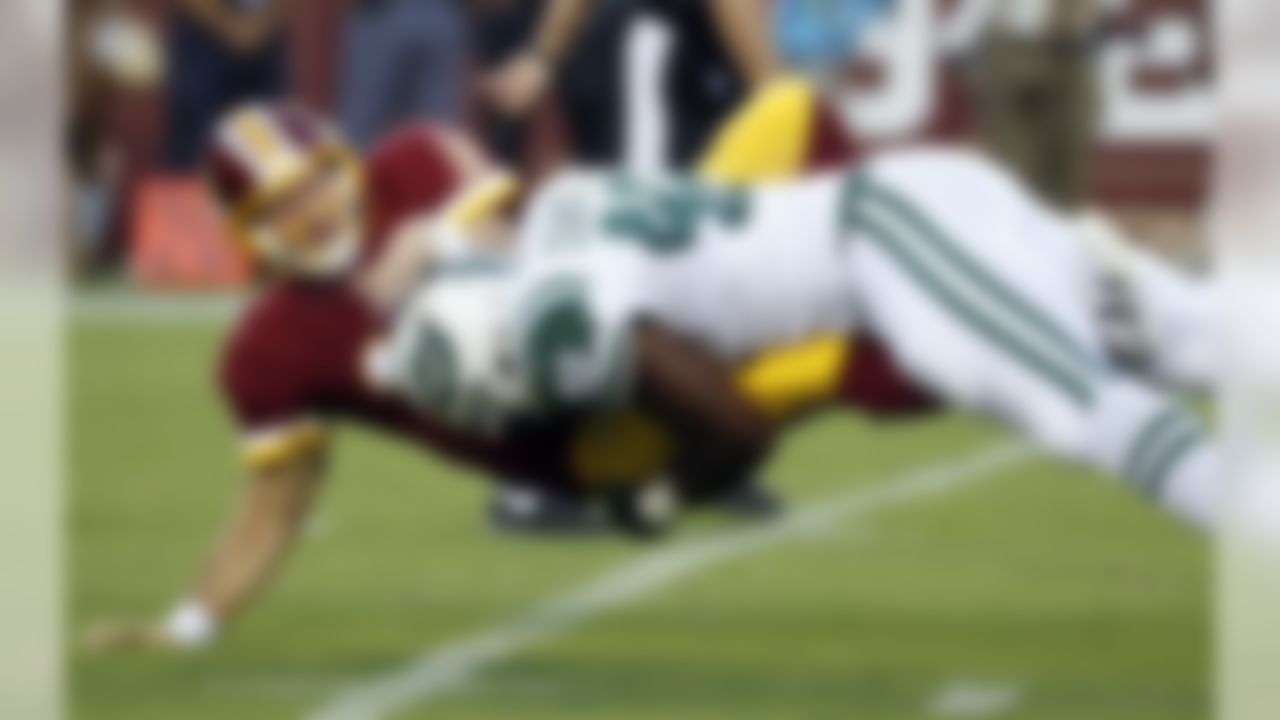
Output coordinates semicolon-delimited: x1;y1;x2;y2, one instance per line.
483;52;552;118
82;619;176;652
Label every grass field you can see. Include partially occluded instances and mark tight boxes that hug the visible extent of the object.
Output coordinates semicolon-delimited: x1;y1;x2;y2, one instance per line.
70;300;1210;720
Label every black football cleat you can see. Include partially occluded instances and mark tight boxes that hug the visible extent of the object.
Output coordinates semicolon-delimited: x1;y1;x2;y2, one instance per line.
487;484;606;537
712;483;785;522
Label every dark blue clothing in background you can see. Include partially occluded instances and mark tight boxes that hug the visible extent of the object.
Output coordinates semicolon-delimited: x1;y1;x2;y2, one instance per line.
339;0;467;149
164;9;287;170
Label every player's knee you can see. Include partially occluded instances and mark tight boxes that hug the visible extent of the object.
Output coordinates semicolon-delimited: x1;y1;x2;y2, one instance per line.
1024;403;1096;462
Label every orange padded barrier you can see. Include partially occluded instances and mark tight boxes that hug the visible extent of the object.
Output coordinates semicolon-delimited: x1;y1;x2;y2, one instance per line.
129;176;250;289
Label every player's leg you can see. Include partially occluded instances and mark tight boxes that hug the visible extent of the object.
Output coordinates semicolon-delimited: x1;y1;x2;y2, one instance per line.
844;151;1218;527
1085;375;1217;528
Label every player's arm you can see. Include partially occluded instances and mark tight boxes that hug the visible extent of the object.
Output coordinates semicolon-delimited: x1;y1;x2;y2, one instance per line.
84;436;328;651
356;199;514;313
356;127;520;313
85;323;336;651
633;321;775;497
483;0;595;117
707;0;782;88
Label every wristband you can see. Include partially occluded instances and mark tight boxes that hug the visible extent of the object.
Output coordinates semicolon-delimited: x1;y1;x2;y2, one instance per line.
164;600;217;649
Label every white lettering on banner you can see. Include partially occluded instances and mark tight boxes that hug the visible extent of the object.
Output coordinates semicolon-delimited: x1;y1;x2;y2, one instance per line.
1100;5;1213;143
841;0;938;140
834;0;1213;146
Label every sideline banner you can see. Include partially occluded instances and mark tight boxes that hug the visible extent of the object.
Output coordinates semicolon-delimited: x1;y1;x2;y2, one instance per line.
834;0;1212;206
128;176;249;289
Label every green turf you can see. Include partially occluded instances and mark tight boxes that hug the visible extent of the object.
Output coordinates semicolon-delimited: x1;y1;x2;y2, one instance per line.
70;315;1209;719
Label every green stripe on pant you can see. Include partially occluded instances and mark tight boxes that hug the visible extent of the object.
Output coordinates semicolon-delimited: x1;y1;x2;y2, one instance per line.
845;177;1094;408
1124;407;1202;497
866;182;1097;372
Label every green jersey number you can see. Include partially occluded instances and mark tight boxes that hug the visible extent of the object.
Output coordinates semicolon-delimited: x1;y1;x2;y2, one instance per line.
603;176;751;255
521;277;630;412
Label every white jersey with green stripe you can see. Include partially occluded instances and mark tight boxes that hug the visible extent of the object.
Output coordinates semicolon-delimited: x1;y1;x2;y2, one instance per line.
505;170;859;409
490;154;1220;524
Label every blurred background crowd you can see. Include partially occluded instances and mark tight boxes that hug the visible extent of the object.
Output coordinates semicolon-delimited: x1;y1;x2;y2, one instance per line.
67;0;1211;285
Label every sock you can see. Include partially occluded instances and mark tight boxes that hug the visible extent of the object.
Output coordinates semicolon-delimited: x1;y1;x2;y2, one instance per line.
1087;377;1218;530
1158;443;1219;530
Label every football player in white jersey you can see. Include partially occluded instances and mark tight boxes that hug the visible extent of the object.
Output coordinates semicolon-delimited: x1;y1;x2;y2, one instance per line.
380;146;1219;531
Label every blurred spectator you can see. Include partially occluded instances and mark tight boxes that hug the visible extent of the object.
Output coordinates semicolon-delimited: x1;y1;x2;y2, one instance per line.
483;0;780;169
339;0;468;149
165;0;290;170
542;0;630;164
69;0;165;271
945;0;1118;209
468;0;547;164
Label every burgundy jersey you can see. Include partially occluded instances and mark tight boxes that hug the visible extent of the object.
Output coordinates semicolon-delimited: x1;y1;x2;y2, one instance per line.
220;125;572;484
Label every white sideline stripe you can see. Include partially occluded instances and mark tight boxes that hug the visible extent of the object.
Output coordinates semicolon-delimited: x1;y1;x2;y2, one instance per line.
929;680;1022;717
72;293;245;324
308;443;1033;720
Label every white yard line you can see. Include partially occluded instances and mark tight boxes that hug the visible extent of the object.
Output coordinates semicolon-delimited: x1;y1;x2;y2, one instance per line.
929;680;1023;717
309;443;1033;720
71;291;245;325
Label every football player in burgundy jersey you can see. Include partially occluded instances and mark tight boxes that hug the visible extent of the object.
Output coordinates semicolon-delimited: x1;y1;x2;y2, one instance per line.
82;104;596;651
210;106;572;484
84;87;934;651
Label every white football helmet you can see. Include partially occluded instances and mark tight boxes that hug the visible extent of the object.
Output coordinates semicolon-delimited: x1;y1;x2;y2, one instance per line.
381;263;528;434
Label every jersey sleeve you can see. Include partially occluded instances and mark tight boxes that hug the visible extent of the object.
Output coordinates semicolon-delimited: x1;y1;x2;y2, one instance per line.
513;266;643;415
365;125;461;251
219;317;330;469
